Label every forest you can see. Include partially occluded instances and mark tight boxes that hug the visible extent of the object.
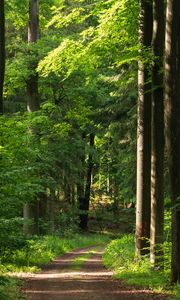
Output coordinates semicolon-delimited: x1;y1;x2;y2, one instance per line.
0;0;180;299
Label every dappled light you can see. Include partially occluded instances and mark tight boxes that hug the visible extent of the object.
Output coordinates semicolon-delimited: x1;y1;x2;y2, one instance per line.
23;248;169;300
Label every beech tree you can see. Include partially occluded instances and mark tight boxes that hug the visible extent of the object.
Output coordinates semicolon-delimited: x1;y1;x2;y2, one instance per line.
150;0;165;267
135;0;153;256
0;0;5;114
165;0;180;283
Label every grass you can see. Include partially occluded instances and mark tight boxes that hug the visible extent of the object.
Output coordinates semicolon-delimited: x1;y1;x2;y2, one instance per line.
0;232;111;299
73;251;93;270
72;246;102;270
0;275;24;300
103;234;178;298
3;232;111;272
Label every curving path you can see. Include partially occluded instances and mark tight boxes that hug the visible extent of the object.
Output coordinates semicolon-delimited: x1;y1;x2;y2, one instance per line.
23;247;170;300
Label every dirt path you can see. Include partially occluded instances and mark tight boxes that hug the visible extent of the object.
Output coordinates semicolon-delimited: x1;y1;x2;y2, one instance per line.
23;247;170;300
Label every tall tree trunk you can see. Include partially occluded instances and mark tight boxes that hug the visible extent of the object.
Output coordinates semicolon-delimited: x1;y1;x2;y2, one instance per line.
71;185;75;206
82;133;95;230
113;178;119;214
23;0;40;235
27;0;39;112
0;0;5;114
150;0;165;267
77;132;86;230
135;0;153;256
165;0;180;283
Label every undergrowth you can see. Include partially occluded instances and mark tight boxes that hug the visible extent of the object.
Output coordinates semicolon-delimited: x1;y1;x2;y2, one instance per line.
73;251;94;270
0;233;110;299
103;234;178;299
0;275;24;300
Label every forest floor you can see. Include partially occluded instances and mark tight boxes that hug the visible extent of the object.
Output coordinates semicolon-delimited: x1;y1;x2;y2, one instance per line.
19;246;171;300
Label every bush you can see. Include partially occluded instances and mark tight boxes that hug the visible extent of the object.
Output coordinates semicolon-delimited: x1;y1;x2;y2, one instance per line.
0;276;23;300
103;234;170;292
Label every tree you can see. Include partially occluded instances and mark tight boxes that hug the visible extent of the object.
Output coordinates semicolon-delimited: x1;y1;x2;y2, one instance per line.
27;0;39;112
0;0;5;114
135;0;153;256
165;0;180;283
23;0;40;235
150;0;165;267
82;133;95;230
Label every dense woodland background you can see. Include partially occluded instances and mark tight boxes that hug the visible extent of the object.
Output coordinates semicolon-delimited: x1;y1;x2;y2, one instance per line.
0;0;180;298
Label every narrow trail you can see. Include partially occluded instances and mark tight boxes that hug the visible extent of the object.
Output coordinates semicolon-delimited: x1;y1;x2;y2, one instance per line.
23;247;170;300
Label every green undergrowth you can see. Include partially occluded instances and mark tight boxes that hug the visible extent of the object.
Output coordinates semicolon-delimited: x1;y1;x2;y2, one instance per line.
0;275;24;300
0;233;111;299
73;251;94;270
103;234;178;298
72;246;103;270
1;233;111;273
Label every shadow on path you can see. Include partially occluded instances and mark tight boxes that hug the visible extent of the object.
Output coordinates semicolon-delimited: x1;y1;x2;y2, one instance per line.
23;247;170;300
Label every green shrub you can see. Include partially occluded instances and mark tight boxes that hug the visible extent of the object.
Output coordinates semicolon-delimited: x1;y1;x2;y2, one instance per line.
103;234;170;292
0;276;23;300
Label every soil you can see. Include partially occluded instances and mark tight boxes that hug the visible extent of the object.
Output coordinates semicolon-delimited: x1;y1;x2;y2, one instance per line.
22;247;170;300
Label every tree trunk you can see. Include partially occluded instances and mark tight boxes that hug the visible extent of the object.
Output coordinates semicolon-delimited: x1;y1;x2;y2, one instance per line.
0;0;5;114
113;179;119;214
38;191;48;234
71;185;75;206
165;0;180;283
23;0;40;235
150;0;165;267
48;190;56;233
27;0;39;112
135;0;153;256
82;133;95;230
23;202;39;235
77;132;86;230
64;175;71;204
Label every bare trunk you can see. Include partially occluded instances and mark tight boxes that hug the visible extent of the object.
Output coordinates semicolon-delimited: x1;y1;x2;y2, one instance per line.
136;0;153;256
113;179;119;213
23;0;40;235
64;176;71;204
23;202;39;235
47;191;56;233
77;132;86;230
165;0;180;283
71;185;75;206
150;0;165;267
82;133;95;230
27;0;39;112
0;0;5;114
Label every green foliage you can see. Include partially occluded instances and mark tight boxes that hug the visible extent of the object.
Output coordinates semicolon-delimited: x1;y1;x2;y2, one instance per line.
54;207;80;236
2;233;111;272
103;234;173;295
73;250;95;270
0;276;23;300
0;218;27;260
0;234;110;299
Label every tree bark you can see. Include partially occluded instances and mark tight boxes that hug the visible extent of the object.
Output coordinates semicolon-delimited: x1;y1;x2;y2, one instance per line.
23;202;39;235
77;132;86;230
135;0;153;256
23;0;40;235
165;0;180;283
150;0;165;267
0;0;5;114
82;133;95;230
27;0;39;112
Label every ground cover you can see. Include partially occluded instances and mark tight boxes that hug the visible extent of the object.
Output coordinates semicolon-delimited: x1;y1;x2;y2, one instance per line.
23;246;171;299
0;233;111;299
103;234;179;299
